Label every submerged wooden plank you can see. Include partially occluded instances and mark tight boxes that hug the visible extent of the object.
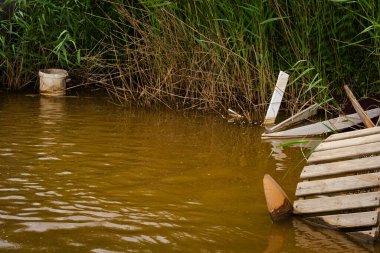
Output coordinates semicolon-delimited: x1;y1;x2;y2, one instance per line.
300;156;380;179
262;108;380;138
266;103;319;133
293;219;374;252
296;172;380;196
325;126;380;143
263;174;293;221
316;133;380;152
308;142;380;164
304;211;379;229
293;192;380;214
263;71;289;126
347;228;378;243
344;85;375;128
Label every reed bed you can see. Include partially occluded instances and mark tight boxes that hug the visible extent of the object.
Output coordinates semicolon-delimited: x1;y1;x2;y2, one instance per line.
0;0;378;121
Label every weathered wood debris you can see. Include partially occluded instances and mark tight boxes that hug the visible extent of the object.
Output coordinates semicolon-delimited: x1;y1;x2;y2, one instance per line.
264;127;380;243
294;126;380;243
262;74;380;243
262;73;380;138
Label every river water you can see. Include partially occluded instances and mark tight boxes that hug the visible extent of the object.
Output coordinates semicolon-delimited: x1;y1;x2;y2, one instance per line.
0;93;375;252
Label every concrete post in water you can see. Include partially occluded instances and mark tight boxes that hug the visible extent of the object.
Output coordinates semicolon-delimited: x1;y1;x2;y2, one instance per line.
39;69;68;96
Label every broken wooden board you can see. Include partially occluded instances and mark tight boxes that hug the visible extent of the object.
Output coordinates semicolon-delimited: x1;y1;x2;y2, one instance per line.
262;108;380;138
296;172;380;196
308;141;380;164
263;174;293;221
263;71;289;126
293;219;375;252
266;103;319;133
324;126;380;143
347;228;379;244
293;191;380;214
304;211;379;229
300;156;380;179
344;85;375;128
316;133;380;151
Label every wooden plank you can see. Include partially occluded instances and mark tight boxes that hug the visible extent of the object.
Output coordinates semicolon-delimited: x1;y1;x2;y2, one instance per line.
301;156;380;179
308;142;380;164
296;172;380;197
266;103;319;133
263;174;293;221
347;228;378;243
293;219;374;252
344;85;375;128
293;192;380;214
262;108;380;138
315;133;380;152
304;211;379;229
263;71;289;126
325;126;380;143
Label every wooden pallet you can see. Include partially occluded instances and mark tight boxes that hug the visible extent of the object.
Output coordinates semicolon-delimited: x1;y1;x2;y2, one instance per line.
294;127;380;242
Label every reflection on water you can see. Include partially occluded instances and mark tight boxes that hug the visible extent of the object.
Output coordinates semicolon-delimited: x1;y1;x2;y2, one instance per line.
262;138;322;170
0;94;375;252
293;219;373;253
263;219;373;253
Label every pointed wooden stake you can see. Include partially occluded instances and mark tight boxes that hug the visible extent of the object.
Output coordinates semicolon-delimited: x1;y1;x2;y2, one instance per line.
263;174;293;221
344;85;375;128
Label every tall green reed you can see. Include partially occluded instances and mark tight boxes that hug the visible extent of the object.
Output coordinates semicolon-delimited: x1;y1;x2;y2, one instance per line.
0;0;378;120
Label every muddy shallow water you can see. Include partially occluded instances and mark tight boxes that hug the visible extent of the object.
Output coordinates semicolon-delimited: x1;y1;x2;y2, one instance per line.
0;93;376;252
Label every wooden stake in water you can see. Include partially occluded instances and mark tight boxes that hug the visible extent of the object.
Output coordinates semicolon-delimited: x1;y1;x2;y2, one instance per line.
263;174;293;221
344;85;375;128
264;71;289;126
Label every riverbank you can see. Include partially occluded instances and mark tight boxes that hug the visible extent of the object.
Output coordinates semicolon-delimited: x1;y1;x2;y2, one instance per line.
0;1;378;120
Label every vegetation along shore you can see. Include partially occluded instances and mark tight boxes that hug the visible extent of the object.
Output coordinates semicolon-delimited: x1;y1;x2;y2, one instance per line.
0;0;378;121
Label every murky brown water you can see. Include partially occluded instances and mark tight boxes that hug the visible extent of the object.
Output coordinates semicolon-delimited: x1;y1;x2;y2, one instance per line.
0;93;376;252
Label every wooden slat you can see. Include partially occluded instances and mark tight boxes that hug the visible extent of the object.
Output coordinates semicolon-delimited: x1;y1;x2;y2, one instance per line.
308;142;380;164
293;192;380;214
262;108;380;138
266;103;319;133
344;85;375;128
347;228;378;242
296;172;380;197
301;156;380;179
293;219;373;252
316;133;380;152
325;126;380;143
263;71;289;126
304;211;379;229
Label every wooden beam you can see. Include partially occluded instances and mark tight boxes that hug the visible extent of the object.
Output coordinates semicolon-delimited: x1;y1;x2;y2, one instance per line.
307;142;380;164
293;192;380;214
344;85;375;128
315;133;380;152
262;108;380;138
263;71;289;126
296;172;380;197
304;211;379;229
300;156;380;179
266;103;319;133
325;126;380;143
